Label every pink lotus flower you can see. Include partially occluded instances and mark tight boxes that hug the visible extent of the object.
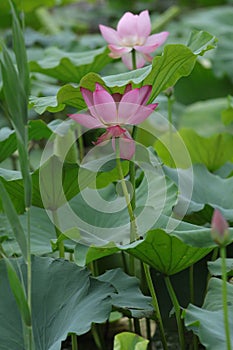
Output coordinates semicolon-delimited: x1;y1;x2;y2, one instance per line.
99;10;169;69
211;209;229;246
69;83;158;159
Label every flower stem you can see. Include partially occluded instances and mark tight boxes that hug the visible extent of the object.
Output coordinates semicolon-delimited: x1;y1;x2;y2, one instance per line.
51;210;65;258
143;263;168;350
164;276;185;350
91;324;107;350
131;49;137;70
189;264;195;305
167;93;173;127
220;245;232;350
115;138;141;334
129;125;137;211
71;334;78;350
129;50;137;210
77;124;84;162
167;91;174;166
115;138;137;243
189;265;199;350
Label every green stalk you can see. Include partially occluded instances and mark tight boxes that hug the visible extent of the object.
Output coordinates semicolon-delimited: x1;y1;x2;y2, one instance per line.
91;324;107;350
77;124;84;162
71;334;78;350
134;318;141;336
167;91;174;166
129;50;138;211
220;246;232;350
189;265;198;350
115;139;137;243
143;264;168;350
129;125;137;211
116;142;137;274
164;276;185;350
115;138;141;334
167;93;173;127
189;265;194;305
52;210;65;258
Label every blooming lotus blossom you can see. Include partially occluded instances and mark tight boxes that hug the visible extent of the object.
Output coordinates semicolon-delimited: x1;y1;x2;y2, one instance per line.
211;209;229;246
99;10;169;69
69;83;158;159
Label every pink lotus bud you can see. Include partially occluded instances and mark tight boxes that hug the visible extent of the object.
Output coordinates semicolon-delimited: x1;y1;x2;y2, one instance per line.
211;209;229;246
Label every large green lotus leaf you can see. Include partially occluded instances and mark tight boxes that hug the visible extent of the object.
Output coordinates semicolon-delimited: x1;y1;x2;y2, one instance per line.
31;74;119;113
0;256;113;350
124;229;211;275
2;206;56;256
164;164;233;221
77;156;129;190
29;46;112;83
208;258;233;276
81;43;201;102
75;226;212;276
74;206;223;269
214;162;233;179
203;277;233;311
155;128;233;171
29;95;66;115
66;166;177;246
184;278;233;350
29;67;149;115
153;214;232;248
113;332;149;350
74;242;119;267
187;30;217;56
98;268;153;318
144;45;201;103
30;77;96;114
30;32;216;114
